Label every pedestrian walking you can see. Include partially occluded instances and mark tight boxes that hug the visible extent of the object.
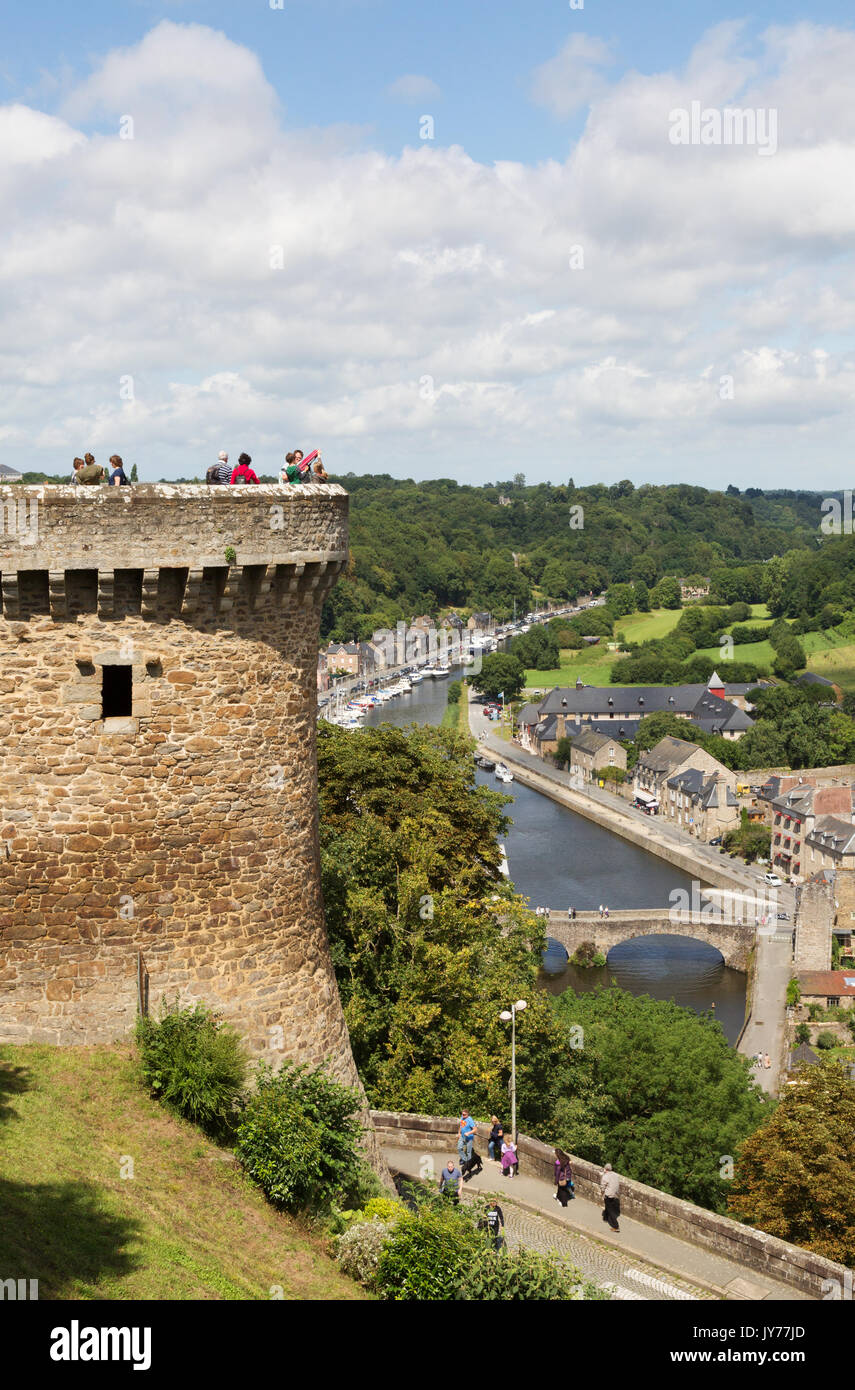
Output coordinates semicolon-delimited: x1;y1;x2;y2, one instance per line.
764;1052;771;1069
480;1199;505;1252
554;1148;575;1207
598;904;604;919
600;1162;621;1232
439;1160;462;1204
457;1108;476;1163
604;905;609;919
488;1115;504;1162
501;1139;519;1178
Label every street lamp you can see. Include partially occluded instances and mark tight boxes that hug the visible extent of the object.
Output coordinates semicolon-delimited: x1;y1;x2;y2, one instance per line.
499;999;527;1143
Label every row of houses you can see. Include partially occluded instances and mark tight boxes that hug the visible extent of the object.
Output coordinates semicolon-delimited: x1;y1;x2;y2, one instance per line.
318;612;495;689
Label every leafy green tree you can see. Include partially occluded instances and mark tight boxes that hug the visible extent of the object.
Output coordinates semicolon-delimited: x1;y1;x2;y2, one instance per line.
794;1023;811;1046
129;463;138;483
550;988;766;1211
317;723;566;1119
728;1061;855;1264
651;576;682;609
632;580;650;612
511;627;559;671
606;583;636;617
554;735;575;769
471;652;525;702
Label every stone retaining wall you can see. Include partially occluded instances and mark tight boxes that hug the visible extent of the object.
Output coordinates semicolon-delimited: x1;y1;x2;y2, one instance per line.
372;1110;848;1299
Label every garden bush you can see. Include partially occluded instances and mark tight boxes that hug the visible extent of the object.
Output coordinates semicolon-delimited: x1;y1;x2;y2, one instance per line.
457;1245;607;1301
234;1061;368;1213
815;1032;837;1051
335;1219;393;1288
375;1204;483;1300
135;1001;248;1133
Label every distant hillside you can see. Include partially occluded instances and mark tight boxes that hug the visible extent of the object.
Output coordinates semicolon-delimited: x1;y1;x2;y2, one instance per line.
0;1045;368;1301
321;477;831;640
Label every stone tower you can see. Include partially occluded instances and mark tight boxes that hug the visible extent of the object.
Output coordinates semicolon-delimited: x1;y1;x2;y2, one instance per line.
794;870;834;972
0;484;362;1091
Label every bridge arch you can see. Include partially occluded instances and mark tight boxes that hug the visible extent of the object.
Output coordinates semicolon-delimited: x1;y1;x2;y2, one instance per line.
546;909;754;972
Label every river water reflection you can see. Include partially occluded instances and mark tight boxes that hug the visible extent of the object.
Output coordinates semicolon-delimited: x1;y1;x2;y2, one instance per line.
355;674;746;1042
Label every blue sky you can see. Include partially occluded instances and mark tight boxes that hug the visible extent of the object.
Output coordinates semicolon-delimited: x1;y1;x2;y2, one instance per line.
1;3;854;485
6;0;848;162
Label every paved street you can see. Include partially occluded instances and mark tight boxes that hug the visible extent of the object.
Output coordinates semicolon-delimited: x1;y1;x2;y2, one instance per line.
382;1144;809;1301
739;926;794;1094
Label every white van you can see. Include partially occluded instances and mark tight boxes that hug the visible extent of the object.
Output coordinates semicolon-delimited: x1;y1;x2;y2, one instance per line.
764;872;783;886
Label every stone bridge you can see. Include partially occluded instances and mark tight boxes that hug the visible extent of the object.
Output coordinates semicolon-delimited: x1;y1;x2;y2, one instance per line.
546;909;755;971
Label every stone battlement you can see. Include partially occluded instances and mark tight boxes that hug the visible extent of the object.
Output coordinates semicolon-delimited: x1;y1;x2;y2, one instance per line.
0;485;348;615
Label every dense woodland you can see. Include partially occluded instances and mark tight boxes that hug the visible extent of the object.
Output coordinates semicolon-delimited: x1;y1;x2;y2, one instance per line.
319;476;836;641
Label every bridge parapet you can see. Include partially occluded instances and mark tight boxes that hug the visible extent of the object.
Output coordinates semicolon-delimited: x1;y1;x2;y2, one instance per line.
546;910;755;971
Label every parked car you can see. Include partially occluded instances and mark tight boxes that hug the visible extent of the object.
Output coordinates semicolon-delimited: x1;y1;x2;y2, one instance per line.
764;872;784;886
777;912;790;921
708;837;722;846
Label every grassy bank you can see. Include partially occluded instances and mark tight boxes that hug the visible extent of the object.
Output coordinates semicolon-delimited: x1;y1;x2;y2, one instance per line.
0;1044;369;1301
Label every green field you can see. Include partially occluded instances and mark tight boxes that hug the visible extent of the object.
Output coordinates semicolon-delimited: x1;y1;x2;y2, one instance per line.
0;1045;368;1301
693;639;776;669
613;608;684;643
806;642;855;691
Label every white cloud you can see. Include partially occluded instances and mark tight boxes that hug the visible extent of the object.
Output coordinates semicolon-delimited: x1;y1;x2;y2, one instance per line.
530;35;614;119
386;74;441;104
1;19;855;485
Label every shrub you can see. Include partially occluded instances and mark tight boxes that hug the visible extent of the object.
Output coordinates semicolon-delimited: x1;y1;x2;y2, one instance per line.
795;1023;811;1046
375;1204;483;1300
570;941;600;967
457;1245;607;1301
815;1032;837;1051
447;680;462;705
786;979;801;1008
335;1219;393;1288
235;1061;367;1213
135;1001;248;1133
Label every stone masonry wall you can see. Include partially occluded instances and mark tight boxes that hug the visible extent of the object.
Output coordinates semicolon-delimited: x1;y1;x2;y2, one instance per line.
0;486;362;1090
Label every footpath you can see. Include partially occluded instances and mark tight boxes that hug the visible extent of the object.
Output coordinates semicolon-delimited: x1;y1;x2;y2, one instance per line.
382;1143;810;1302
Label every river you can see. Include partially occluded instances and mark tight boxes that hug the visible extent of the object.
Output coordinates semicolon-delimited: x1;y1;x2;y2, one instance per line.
360;671;747;1041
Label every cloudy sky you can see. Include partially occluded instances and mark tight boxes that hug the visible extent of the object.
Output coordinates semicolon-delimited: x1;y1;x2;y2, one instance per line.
1;0;854;486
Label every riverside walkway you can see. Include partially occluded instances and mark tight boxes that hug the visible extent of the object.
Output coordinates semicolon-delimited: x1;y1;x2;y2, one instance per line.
381;1143;810;1301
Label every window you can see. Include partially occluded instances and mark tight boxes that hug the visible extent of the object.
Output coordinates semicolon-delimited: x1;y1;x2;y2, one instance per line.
102;665;132;718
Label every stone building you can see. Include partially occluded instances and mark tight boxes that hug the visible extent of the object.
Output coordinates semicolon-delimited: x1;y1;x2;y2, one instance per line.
0;484;366;1098
569;729;627;784
535;677;753;741
769;783;854;880
797;971;855;1011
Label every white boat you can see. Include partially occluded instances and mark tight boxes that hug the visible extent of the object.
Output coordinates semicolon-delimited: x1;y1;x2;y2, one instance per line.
498;843;510;878
495;764;514;783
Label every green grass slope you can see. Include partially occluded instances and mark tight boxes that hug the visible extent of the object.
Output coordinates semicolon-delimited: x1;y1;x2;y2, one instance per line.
0;1045;368;1301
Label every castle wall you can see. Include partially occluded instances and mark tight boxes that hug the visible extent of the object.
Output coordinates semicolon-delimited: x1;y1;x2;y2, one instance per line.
0;486;362;1089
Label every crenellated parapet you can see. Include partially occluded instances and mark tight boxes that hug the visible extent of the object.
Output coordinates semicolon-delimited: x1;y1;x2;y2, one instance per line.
0;484;348;623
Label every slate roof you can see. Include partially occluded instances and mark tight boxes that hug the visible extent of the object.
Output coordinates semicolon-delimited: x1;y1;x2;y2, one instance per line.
517;703;541;727
795;672;835;687
805;815;855;856
534;714;559;742
0;464;22;479
563;719;637;743
789;1043;820;1067
571;729;616;756
537;682;753;734
636;735;702;774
